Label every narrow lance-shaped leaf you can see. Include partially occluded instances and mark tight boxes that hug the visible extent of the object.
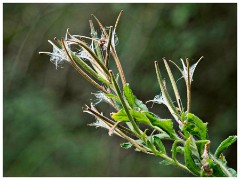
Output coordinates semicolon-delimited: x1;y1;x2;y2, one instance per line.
154;136;166;154
134;98;148;111
171;140;181;162
184;136;201;176
214;136;237;158
120;142;133;149
182;112;208;141
123;83;136;108
129;110;150;124
111;109;128;122
144;112;177;139
109;70;140;135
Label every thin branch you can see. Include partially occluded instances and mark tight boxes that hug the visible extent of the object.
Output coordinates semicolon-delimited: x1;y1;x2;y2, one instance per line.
105;26;113;67
109;70;141;135
110;47;126;86
84;105;135;136
186;58;191;113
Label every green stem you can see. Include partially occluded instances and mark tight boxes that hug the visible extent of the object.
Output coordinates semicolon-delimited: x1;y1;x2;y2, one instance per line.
210;154;233;177
109;70;141;135
84;106;135;136
105;26;113;67
159;154;194;175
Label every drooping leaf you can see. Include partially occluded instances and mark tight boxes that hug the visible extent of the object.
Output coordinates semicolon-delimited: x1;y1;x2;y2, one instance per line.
123;83;135;108
171;140;181;161
146;140;158;155
134;98;148;111
120;142;132;149
214;135;237;158
182;113;208;141
154;136;166;154
130;109;150;124
176;146;184;154
111;109;128;122
144;112;177;138
184;136;201;176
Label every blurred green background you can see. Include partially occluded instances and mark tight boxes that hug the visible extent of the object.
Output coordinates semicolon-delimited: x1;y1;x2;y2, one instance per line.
3;3;237;177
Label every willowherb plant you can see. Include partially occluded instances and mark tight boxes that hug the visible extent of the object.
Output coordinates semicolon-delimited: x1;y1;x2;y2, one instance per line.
39;11;237;177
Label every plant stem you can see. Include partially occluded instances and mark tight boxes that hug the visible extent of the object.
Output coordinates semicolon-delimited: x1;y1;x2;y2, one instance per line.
105;26;113;67
186;58;191;113
109;70;141;135
84;106;135;136
111;47;126;86
210;154;233;177
159;154;194;175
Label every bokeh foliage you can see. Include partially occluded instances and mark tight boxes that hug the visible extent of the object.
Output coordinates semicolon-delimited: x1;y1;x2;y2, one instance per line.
3;3;237;176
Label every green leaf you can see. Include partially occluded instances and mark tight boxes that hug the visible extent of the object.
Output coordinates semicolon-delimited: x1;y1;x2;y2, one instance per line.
176;146;184;154
146;140;158;155
227;168;237;177
182;113;208;141
184;136;201;176
105;93;122;109
171;140;181;161
123;83;135;108
214;135;237;158
218;153;227;165
134;98;148;111
111;109;128;122
153;133;171;140
140;129;148;142
195;140;209;156
105;93;118;99
120;142;132;149
154;136;166;154
211;163;226;177
144;112;177;138
159;159;174;165
130;110;150;124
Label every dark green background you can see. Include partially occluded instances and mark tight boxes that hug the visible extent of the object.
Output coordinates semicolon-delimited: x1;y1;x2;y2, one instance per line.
3;3;237;177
